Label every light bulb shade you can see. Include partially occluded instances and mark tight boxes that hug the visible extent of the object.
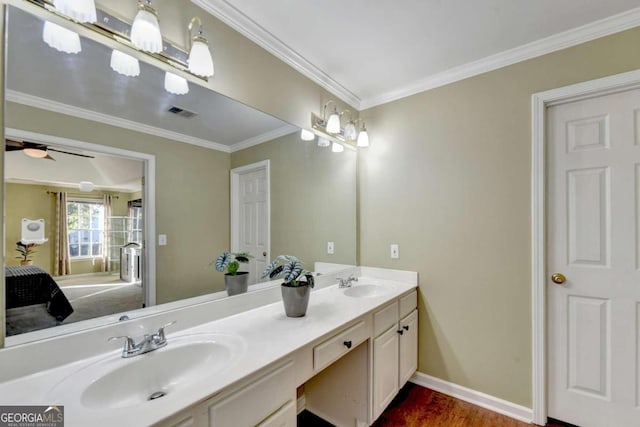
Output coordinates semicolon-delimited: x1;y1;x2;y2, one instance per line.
164;72;189;95
110;50;140;77
357;129;370;147
344;122;357;141
131;8;163;53
23;148;48;158
326;113;341;134
317;137;330;147
53;0;97;23
331;142;344;153
79;181;95;192
188;39;214;77
42;21;81;54
300;129;315;141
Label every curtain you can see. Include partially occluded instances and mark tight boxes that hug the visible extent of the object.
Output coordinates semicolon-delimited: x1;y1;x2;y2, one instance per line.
101;194;113;272
54;192;71;276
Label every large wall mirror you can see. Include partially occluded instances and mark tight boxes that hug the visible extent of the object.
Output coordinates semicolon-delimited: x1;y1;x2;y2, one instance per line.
3;5;357;344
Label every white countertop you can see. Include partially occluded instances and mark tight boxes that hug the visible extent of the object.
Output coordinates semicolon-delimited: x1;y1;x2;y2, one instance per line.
0;273;417;427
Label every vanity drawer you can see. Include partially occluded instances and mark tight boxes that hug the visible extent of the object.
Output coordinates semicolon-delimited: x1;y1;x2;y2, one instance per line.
399;290;417;319
374;301;399;337
313;321;368;371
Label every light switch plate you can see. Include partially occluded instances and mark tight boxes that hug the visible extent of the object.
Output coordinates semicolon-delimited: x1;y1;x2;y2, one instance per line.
390;244;399;259
158;234;167;246
327;241;334;255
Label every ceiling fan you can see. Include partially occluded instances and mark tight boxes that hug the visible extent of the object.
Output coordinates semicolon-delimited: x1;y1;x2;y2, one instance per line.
5;139;95;161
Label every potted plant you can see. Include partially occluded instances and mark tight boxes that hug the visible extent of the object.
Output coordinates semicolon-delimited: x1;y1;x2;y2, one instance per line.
262;255;314;317
16;241;37;266
213;251;253;296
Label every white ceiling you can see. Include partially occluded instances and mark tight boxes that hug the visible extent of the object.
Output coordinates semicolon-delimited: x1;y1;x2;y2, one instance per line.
197;0;640;108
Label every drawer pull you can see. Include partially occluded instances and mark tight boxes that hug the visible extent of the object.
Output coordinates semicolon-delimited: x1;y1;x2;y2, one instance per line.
403;325;410;331
343;340;352;349
397;329;404;335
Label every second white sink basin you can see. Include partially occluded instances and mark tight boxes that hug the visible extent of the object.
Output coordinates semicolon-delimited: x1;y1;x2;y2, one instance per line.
48;332;246;410
343;284;391;298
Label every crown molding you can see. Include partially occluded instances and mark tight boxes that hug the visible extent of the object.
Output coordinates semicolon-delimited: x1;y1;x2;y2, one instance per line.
229;124;298;153
6;90;232;153
191;0;362;109
359;6;640;109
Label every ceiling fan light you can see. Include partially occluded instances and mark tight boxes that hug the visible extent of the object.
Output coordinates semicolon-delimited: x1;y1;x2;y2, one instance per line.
42;21;81;54
164;71;189;95
326;111;341;134
331;142;344;153
110;49;140;77
344;121;357;141
317;137;330;147
131;2;163;53
188;39;214;77
23;148;48;158
53;0;97;23
300;129;315;141
79;181;94;192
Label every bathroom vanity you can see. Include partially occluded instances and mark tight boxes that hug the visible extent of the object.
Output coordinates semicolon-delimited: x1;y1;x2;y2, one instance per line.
0;268;417;426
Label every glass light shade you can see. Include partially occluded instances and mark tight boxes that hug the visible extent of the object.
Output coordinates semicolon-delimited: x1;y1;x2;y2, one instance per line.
326;112;341;134
53;0;97;23
42;21;81;54
110;50;140;77
344;122;357;141
300;129;315;141
188;40;214;77
79;181;95;192
357;129;370;147
131;8;163;53
23;148;48;158
164;72;189;95
317;137;330;147
331;142;344;153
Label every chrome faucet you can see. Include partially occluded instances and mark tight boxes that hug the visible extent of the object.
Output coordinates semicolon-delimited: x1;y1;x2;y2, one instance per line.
338;274;358;288
109;321;176;358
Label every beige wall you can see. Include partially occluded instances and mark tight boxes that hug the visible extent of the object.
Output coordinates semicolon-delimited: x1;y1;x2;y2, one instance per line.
6;102;231;303
5;183;135;274
231;133;357;268
359;27;640;406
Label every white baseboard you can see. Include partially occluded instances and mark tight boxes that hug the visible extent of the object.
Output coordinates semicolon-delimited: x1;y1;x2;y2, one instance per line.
410;372;533;424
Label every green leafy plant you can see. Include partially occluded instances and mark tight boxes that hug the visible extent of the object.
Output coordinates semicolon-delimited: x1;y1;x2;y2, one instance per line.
213;251;252;275
262;255;314;287
15;241;37;262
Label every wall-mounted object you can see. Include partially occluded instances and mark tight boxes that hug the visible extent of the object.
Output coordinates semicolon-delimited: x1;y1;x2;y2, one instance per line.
301;100;371;151
21;218;48;245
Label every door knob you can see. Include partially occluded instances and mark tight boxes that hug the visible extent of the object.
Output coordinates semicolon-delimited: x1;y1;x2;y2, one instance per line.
551;273;566;285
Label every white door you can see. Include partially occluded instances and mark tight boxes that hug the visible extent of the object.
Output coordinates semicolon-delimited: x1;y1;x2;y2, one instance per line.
548;89;640;426
231;161;269;285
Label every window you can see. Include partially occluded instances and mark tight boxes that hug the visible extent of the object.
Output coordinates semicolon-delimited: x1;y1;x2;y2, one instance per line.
67;200;104;258
128;199;143;244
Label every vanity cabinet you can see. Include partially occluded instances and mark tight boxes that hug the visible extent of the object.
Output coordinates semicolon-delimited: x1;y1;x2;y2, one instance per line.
372;291;418;420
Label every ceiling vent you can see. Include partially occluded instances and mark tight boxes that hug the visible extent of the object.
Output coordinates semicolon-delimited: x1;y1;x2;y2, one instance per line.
167;106;197;118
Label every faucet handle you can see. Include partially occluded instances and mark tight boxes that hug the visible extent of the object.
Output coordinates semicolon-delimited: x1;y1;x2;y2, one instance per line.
109;335;135;352
348;274;358;282
156;320;176;342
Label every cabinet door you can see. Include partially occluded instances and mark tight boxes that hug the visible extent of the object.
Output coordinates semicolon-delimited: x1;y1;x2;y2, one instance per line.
373;325;400;419
399;310;418;387
256;400;296;427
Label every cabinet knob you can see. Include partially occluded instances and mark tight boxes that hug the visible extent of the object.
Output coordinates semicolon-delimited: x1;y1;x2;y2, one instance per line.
403;325;410;331
397;330;404;335
343;340;352;349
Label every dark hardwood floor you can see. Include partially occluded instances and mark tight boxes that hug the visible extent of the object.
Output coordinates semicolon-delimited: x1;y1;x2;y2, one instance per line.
299;383;572;426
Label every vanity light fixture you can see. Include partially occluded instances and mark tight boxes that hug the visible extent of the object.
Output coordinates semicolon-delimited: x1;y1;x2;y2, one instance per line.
325;101;341;134
331;142;345;153
356;122;370;148
131;0;163;53
110;49;141;77
53;0;97;23
164;71;189;95
341;110;357;142
187;17;214;78
300;129;315;141
310;101;371;149
42;21;81;54
317;137;331;148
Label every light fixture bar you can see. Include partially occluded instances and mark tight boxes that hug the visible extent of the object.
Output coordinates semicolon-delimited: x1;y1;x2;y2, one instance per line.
310;113;357;150
25;0;205;81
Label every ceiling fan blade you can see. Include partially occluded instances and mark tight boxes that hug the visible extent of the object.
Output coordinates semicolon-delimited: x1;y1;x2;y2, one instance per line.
44;154;56;161
5;139;25;151
48;148;95;159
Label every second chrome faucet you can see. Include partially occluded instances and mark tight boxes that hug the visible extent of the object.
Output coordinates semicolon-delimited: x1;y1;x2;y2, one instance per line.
109;321;176;358
338;274;358;288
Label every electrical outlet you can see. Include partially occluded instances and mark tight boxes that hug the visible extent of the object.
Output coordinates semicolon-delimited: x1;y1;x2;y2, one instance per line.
390;244;399;259
327;241;334;254
158;234;167;246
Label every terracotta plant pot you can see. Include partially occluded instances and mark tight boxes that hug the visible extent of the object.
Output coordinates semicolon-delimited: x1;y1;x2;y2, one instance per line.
20;260;33;266
224;272;249;296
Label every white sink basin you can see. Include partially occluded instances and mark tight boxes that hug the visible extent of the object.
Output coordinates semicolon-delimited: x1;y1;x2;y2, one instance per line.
343;284;391;298
48;333;246;409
